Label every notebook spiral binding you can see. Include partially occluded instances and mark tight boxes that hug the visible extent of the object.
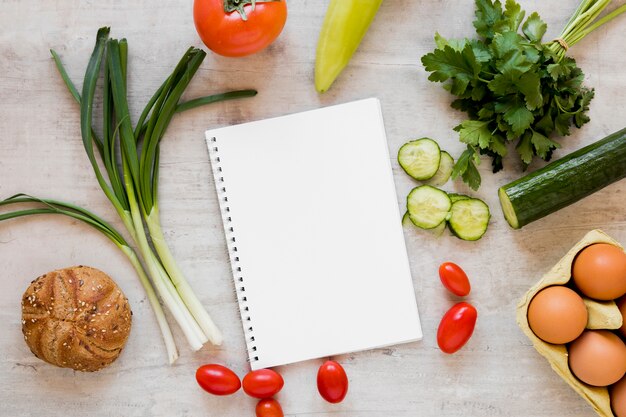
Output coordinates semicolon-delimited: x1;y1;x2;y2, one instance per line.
207;136;259;364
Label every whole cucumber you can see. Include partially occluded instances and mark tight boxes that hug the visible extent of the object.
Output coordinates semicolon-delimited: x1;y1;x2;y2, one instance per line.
499;128;626;229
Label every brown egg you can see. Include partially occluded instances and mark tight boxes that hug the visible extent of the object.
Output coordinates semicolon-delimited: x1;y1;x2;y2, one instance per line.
569;330;626;387
618;296;626;338
572;243;626;300
611;375;626;417
527;286;588;344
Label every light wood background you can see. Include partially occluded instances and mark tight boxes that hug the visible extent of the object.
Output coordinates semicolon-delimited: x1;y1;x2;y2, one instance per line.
1;1;625;416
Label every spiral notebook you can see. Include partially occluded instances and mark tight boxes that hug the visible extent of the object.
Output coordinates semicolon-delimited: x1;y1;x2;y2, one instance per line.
205;98;421;370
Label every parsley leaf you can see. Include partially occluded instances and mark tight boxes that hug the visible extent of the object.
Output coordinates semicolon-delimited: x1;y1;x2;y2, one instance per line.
421;45;481;95
522;12;547;43
492;31;524;58
463;158;482;190
516;72;542;110
516;132;534;165
434;32;467;51
421;0;594;189
455;120;493;148
503;0;525;31
451;147;482;191
502;100;534;135
530;130;560;159
474;0;504;39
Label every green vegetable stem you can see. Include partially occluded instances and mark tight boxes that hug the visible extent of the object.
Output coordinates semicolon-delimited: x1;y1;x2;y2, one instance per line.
421;0;626;190
0;28;257;363
315;0;383;93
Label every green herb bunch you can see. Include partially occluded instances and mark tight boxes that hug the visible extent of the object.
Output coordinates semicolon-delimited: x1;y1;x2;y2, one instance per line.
421;0;625;190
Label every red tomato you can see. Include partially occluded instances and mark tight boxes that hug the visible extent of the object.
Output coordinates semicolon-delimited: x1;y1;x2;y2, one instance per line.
437;302;477;354
255;399;284;417
195;364;241;395
317;360;348;403
438;262;471;296
193;0;288;57
242;369;284;399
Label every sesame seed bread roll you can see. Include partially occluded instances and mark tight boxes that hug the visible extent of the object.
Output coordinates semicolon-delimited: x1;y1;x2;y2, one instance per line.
21;266;132;372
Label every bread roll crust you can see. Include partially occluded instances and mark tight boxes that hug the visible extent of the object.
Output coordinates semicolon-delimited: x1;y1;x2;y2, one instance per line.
21;266;132;372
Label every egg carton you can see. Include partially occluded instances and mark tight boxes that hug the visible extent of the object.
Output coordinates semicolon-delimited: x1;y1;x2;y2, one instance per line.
517;229;625;417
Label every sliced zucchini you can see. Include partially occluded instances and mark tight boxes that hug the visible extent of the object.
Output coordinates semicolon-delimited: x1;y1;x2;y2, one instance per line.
424;151;454;186
407;185;451;229
398;138;441;180
448;193;471;203
448;198;490;241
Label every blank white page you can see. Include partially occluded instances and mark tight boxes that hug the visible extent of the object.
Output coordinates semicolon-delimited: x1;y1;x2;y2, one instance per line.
205;98;421;370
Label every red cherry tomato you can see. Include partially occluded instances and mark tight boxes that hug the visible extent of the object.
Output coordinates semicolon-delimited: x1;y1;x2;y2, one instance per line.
242;369;284;399
439;262;471;296
195;364;241;395
317;360;348;403
256;399;284;417
193;0;288;57
437;302;477;354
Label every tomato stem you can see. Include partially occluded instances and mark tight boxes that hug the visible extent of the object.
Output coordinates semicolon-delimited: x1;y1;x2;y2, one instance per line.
223;0;280;21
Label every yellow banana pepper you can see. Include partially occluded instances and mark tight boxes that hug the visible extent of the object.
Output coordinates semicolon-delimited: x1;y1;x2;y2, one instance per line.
315;0;383;93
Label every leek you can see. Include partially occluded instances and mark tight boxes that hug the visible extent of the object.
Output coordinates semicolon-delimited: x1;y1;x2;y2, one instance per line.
0;28;257;363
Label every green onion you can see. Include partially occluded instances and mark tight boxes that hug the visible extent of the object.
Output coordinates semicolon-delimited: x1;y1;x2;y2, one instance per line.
0;194;179;364
0;28;257;363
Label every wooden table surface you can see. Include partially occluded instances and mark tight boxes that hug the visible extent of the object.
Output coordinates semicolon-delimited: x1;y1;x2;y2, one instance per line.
1;1;625;416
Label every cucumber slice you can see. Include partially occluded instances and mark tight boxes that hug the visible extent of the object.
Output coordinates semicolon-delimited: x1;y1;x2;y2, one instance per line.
448;193;471;203
398;138;441;180
402;211;412;227
429;220;447;237
424;151;454;186
448;198;490;241
407;185;451;229
402;211;447;236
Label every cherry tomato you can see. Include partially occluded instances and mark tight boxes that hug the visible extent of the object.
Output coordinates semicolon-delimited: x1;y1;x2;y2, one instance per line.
438;262;471;296
437;302;477;354
242;369;284;399
256;399;284;417
193;0;288;57
195;364;241;395
317;360;348;403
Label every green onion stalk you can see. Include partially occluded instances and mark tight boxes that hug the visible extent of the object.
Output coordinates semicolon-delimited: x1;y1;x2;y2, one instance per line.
547;0;626;61
0;195;179;363
0;27;257;363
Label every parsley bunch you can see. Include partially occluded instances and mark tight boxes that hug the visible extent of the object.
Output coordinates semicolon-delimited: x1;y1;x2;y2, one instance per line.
421;0;626;190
